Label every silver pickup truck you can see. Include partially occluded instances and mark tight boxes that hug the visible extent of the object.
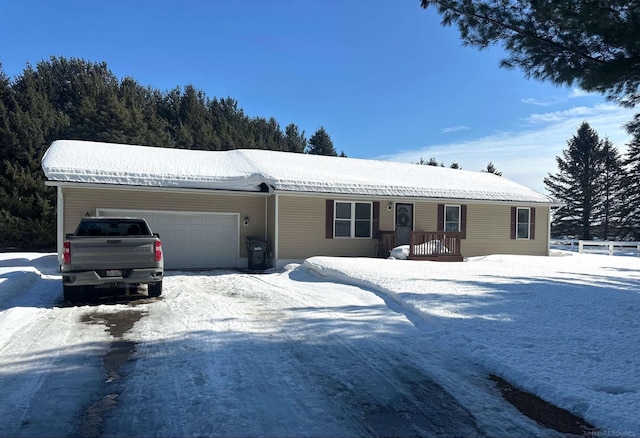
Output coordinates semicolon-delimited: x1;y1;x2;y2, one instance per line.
61;217;164;303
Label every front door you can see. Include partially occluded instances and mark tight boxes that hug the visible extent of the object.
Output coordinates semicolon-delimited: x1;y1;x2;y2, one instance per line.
395;203;413;246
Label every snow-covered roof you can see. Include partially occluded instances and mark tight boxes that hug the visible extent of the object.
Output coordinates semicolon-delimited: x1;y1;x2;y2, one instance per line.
41;140;555;204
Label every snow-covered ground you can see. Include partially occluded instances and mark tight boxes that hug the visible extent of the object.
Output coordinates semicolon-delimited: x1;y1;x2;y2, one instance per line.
0;251;638;437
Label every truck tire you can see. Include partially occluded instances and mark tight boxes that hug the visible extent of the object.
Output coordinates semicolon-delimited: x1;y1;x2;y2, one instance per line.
148;281;162;298
63;285;84;304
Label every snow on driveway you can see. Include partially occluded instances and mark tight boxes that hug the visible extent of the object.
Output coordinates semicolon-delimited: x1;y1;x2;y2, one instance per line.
104;270;482;437
2;251;638;437
0;254;555;437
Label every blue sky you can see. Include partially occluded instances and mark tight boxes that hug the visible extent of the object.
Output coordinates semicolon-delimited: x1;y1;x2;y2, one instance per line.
1;0;635;193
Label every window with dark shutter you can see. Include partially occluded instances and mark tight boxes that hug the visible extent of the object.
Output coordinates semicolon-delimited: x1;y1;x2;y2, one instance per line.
325;200;334;239
460;205;467;239
530;207;536;240
327;200;374;238
438;203;466;239
372;202;380;239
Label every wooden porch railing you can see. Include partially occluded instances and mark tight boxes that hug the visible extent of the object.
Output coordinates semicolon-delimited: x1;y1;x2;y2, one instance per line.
409;231;462;260
378;231;463;261
378;231;397;257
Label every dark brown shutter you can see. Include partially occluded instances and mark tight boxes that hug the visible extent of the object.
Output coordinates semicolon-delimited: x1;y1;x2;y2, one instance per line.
437;204;444;232
510;207;517;239
372;201;380;239
325;200;334;239
530;207;536;240
460;205;467;239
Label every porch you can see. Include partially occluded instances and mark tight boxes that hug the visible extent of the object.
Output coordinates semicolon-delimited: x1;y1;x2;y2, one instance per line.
378;231;463;262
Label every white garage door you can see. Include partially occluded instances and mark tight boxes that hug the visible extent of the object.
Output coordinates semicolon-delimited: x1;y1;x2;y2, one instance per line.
98;209;239;270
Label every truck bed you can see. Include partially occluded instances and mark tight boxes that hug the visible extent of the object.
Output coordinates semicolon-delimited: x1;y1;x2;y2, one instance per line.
65;236;158;271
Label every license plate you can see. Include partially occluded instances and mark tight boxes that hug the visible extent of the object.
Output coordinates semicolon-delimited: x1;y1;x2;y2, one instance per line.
105;269;122;277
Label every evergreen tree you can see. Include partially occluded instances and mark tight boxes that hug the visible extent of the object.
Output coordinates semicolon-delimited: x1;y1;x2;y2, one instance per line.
250;117;284;150
544;122;605;239
118;77;173;147
307;126;337;156
176;85;216;149
416;157;444;167
620;134;640;240
482;162;502;176
449;162;461;169
596;139;625;239
0;56;334;248
420;1;640;135
283;123;307;153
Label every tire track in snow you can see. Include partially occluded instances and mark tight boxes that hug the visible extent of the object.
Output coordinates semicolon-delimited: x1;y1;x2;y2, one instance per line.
244;269;562;437
0;284;112;437
238;272;482;437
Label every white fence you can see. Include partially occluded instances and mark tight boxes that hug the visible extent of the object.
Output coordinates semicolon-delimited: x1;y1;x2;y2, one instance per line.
551;240;640;257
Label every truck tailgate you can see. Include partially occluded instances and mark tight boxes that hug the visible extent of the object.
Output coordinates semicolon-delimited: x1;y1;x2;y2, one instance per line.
68;237;158;270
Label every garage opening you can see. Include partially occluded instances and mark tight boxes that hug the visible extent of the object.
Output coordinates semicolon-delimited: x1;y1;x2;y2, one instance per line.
97;209;239;270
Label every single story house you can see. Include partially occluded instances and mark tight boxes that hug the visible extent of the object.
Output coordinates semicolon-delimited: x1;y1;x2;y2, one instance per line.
41;140;558;270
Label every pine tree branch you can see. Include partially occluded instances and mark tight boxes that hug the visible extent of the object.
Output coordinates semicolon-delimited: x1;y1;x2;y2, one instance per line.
421;0;607;65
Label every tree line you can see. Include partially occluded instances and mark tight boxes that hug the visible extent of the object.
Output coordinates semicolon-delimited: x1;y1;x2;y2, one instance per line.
545;122;640;241
416;157;502;175
0;57;341;249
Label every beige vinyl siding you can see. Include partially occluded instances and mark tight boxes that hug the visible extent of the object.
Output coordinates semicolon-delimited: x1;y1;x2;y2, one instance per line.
62;186;267;257
413;203;438;232
379;202;395;231
462;204;549;256
276;196;549;260
277;195;382;259
410;201;548;257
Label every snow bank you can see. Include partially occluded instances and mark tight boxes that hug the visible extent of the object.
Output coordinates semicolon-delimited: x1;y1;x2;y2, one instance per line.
303;252;640;435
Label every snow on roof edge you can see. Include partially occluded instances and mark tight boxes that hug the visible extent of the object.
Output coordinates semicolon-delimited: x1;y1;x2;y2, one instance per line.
41;140;558;205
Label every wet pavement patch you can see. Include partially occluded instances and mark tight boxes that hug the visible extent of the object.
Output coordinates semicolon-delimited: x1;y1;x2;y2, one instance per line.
489;374;598;435
354;365;480;437
80;310;147;437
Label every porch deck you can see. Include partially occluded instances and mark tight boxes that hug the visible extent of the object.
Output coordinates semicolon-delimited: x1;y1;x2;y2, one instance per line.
378;231;463;262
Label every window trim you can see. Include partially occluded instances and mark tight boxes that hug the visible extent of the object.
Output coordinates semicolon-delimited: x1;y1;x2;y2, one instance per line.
516;207;531;240
444;204;461;232
437;204;467;239
333;201;373;239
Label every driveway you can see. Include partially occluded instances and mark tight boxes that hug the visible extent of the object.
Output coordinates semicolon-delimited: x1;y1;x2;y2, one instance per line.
0;264;556;437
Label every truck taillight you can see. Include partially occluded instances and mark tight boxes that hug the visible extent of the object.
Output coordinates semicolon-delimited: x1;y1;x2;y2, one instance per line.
63;241;71;264
154;240;162;262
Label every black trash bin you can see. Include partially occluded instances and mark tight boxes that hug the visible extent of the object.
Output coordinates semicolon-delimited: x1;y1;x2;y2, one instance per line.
246;237;268;270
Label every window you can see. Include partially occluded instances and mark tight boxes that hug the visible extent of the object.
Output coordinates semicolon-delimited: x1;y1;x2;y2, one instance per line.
516;207;530;239
438;204;467;239
334;201;372;238
444;205;461;232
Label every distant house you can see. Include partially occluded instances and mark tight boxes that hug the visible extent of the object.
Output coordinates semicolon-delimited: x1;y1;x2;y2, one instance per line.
41;140;558;270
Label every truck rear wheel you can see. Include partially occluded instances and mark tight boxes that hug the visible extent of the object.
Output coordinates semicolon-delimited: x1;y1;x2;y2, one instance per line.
148;281;162;298
63;285;84;304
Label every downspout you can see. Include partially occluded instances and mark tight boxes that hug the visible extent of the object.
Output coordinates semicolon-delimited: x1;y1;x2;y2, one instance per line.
264;196;268;245
57;186;64;269
547;206;551;256
274;194;279;269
